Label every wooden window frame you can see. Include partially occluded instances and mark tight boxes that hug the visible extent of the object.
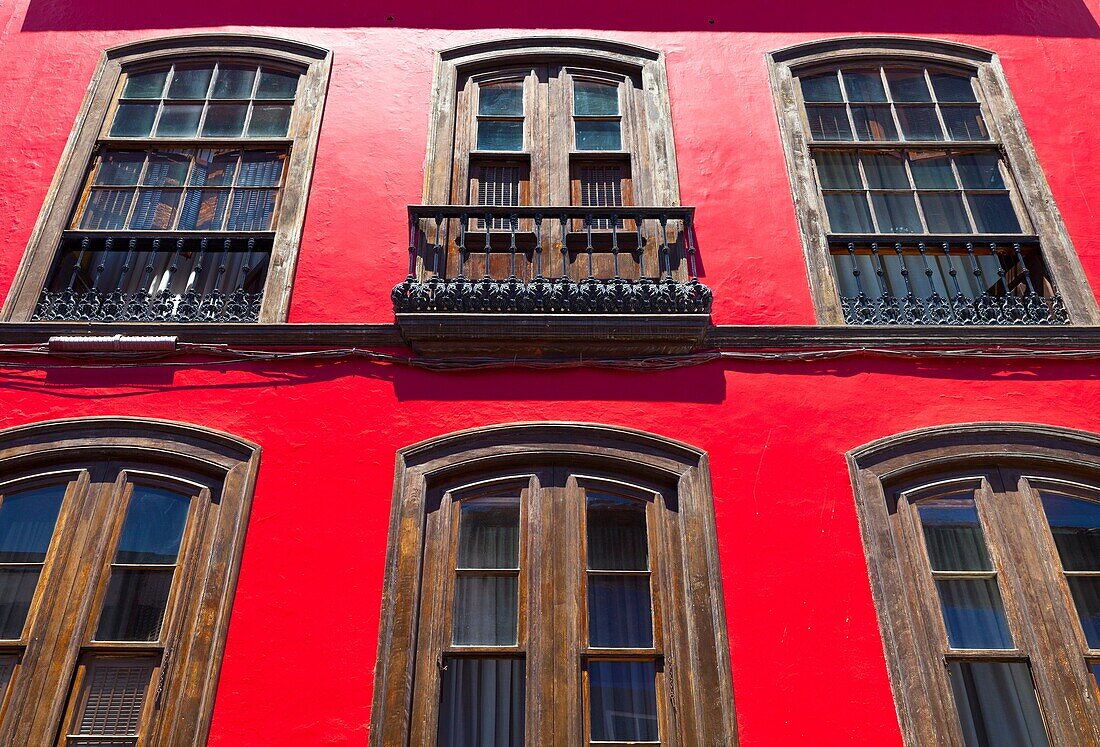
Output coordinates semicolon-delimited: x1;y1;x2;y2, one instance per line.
848;422;1100;746
0;417;259;746
3;33;332;324
371;422;737;746
768;36;1100;325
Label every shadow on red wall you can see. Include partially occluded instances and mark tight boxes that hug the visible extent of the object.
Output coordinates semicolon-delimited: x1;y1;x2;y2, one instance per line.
19;0;1100;35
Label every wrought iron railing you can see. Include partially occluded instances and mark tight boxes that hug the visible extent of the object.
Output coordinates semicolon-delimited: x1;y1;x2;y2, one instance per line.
392;206;712;314
33;234;270;322
831;238;1068;325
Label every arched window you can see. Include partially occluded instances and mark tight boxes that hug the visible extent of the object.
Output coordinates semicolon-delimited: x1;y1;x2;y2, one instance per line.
371;423;737;745
0;418;259;745
849;424;1100;745
395;38;712;317
769;37;1098;326
4;35;331;324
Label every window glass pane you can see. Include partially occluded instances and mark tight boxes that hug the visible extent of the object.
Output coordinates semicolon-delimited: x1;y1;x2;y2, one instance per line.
947;662;1050;747
166;66;213;99
201;104;247;137
587;493;647;570
255;68;299;99
459;497;519;569
1040;493;1100;571
478;82;523;116
589;661;658;742
887;68;932;102
247;105;292;137
897;106;944;140
122;70;168;99
128;189;182;230
805;104;852;141
842;70;887;102
956;153;1006;189
862;153;910;189
178;190;229;231
936;578;1013;649
943;106;989;141
1091;663;1100;692
95;151;146;186
477;121;523;151
823;193;874;233
141;152;189;186
154;104;202;137
211;65;256;99
799;73;842;102
871;193;922;233
815;152;862;189
109;104;157;137
227;190;277;231
967;193;1022;233
437;658;524;747
588;576;653;648
0;569;42;639
79;190;135;230
0;486;66;563
453;575;518;646
237;151;284;187
116;487;189;564
574;81;619;115
931;72;978;103
575;120;622;151
189;150;238;186
1067;577;1100;648
852;105;898;141
95;568;174;641
909;153;958;189
921;193;972;233
918;497;993;571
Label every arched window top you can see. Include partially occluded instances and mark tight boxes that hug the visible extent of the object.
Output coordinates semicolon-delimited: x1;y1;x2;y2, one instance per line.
105;32;329;68
0;416;260;483
771;35;994;69
439;35;661;73
848;422;1100;483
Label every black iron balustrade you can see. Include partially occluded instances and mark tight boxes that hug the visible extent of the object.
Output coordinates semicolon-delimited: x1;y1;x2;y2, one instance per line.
33;234;270;322
832;238;1068;325
392;206;712;314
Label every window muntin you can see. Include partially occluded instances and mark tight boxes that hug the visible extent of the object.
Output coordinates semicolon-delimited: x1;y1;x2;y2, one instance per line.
108;63;298;140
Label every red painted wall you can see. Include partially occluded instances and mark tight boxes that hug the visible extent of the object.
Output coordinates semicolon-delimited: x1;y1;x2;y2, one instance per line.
1;1;1099;744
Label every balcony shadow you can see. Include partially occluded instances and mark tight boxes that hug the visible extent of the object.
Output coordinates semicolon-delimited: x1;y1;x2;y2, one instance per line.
19;0;1100;36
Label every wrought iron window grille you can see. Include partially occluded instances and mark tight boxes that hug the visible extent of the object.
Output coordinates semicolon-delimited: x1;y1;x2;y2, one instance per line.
833;238;1068;325
32;234;269;323
392;205;712;314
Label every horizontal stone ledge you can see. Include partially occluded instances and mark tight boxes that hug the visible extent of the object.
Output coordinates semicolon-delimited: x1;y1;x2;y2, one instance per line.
0;320;1098;357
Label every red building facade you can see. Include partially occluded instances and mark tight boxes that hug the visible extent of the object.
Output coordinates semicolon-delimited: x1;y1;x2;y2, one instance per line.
0;1;1099;745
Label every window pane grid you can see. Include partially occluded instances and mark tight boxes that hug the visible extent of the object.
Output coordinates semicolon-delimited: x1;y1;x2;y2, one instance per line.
815;149;1022;235
801;64;988;144
451;496;521;648
111;63;297;140
76;148;286;232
